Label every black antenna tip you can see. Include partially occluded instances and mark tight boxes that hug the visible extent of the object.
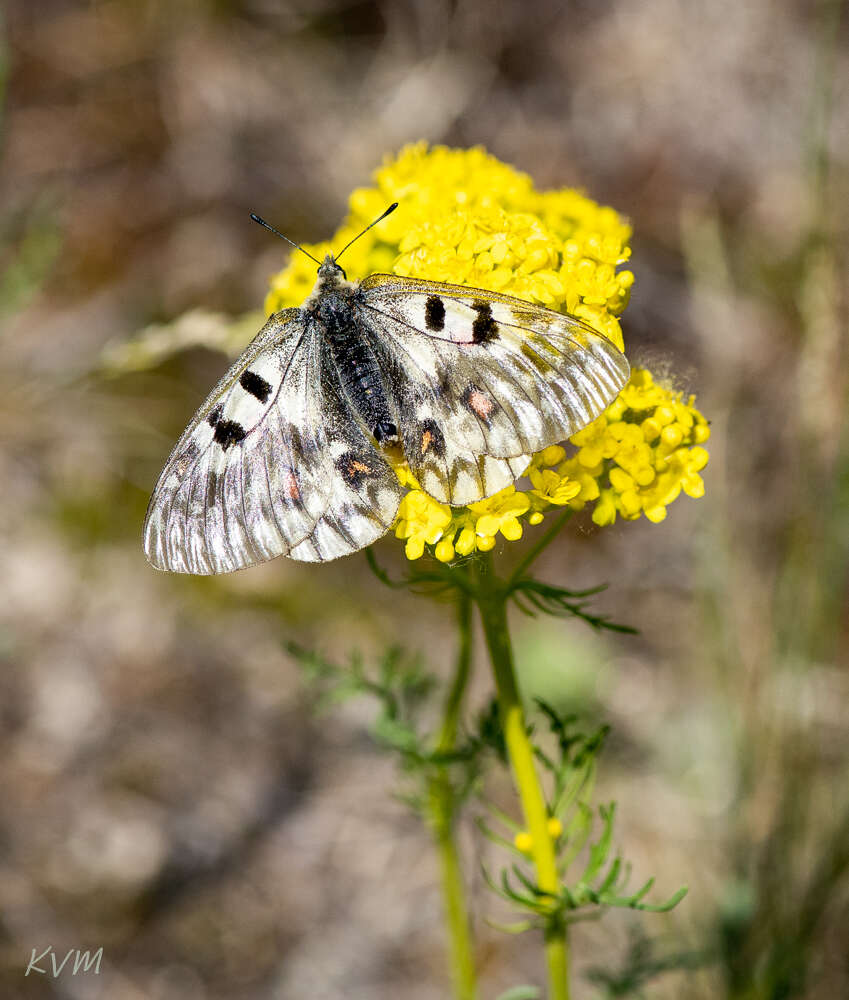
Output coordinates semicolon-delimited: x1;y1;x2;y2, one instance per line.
387;202;399;213
248;212;322;266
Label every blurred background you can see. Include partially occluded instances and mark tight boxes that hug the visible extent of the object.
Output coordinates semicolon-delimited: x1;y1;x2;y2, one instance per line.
1;1;847;997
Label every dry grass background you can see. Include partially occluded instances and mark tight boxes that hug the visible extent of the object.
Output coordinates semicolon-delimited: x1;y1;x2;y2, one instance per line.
1;1;848;998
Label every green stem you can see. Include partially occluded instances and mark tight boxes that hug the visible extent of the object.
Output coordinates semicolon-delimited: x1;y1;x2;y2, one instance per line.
474;552;570;1000
428;586;479;1000
437;584;474;752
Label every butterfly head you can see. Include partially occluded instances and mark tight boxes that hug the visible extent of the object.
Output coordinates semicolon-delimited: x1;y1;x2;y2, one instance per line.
251;203;398;290
318;253;347;282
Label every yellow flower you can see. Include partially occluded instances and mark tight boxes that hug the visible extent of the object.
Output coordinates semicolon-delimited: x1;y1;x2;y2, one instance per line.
265;143;631;351
467;487;531;544
263;144;710;560
394;490;452;561
514;831;534;854
529;468;582;507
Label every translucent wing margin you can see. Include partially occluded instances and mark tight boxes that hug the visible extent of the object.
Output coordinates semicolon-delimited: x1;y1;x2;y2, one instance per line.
358;275;629;504
143;310;404;572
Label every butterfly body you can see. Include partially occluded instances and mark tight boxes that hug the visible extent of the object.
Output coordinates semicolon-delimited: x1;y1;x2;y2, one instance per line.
308;256;400;447
144;250;630;573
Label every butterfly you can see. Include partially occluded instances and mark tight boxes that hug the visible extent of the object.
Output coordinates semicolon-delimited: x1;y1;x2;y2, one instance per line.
144;203;629;573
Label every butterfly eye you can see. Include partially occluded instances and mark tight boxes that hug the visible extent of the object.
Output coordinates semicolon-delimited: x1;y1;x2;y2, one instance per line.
374;419;398;443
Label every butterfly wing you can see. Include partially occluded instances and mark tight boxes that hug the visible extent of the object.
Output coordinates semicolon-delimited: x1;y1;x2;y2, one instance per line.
358;275;629;505
144;310;403;572
285;337;405;563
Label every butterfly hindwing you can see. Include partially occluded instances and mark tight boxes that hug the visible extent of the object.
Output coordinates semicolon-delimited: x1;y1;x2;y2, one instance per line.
362;323;533;504
287;337;404;562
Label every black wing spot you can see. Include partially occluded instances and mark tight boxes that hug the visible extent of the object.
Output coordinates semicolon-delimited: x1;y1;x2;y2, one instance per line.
419;419;446;458
425;295;446;332
471;300;499;344
207;405;223;427
213;420;247;450
337;452;379;488
239;369;273;403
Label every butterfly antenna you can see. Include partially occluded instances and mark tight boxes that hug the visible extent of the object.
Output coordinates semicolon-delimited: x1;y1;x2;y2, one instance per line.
250;213;322;266
334;202;398;263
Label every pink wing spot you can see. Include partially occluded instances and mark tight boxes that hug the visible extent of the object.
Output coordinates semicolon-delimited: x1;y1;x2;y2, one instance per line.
466;388;494;421
282;469;301;502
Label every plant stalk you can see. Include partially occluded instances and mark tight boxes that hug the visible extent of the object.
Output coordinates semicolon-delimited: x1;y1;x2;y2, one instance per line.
427;587;479;1000
474;552;570;1000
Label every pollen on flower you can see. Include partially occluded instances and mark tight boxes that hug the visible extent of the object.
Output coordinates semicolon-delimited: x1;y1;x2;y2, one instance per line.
261;144;710;561
529;468;581;506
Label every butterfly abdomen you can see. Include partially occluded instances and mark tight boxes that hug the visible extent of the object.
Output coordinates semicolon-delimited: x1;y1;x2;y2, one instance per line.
317;298;398;446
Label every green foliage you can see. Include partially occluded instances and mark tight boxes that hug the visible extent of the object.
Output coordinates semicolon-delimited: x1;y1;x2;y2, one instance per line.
585;926;708;998
474;697;508;763
305;530;683;996
481;702;687;932
495;987;541;1000
509;579;637;634
0;200;62;319
365;547;636;635
532;700;608;819
364;547;474;600
287;641;485;813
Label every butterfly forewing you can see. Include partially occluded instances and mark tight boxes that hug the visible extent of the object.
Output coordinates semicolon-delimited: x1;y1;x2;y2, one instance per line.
145;309;307;572
358;275;629;502
143;306;407;572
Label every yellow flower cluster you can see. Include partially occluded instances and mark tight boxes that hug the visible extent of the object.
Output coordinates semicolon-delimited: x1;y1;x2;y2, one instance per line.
393;465;536;562
263;143;709;561
565;369;710;526
264;143;632;350
392;367;709;560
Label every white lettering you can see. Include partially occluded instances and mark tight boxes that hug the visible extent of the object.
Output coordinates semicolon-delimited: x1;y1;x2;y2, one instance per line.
50;949;74;977
73;949;103;975
25;946;51;976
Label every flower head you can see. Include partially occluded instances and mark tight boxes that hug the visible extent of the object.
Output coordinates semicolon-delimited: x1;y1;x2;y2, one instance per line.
265;144;709;560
